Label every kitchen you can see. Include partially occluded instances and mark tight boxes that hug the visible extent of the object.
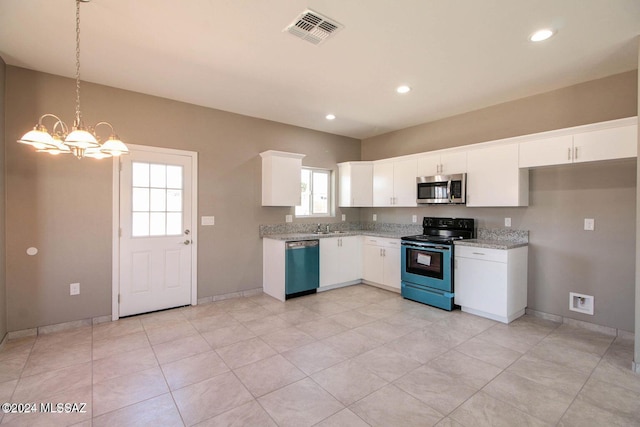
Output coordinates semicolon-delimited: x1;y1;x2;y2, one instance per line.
0;1;639;425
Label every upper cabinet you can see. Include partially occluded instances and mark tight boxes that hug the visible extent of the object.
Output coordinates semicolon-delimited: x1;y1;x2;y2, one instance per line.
373;158;417;207
260;150;305;206
467;143;529;207
417;151;467;176
338;162;373;207
519;118;637;168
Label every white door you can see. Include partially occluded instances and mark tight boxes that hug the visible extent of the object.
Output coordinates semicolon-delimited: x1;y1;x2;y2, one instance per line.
118;148;194;317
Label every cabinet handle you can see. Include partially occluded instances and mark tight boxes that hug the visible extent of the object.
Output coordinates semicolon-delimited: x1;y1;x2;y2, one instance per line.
472;252;485;256
574;147;578;160
383;248;386;257
568;147;571;161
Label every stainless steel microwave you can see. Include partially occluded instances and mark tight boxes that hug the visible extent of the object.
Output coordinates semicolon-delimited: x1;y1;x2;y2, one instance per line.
416;173;466;204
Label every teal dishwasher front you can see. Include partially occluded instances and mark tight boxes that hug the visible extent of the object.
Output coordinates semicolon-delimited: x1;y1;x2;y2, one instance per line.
285;240;319;298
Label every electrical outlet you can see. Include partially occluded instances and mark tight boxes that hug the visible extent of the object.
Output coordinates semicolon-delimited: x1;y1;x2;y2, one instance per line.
569;292;594;315
373;214;377;222
341;214;346;221
412;215;417;223
285;215;293;223
70;283;80;296
201;216;215;226
584;218;595;231
504;217;511;227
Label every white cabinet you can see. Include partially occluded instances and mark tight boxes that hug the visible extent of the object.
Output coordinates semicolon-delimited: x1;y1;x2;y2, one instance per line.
466;143;528;207
260;151;305;206
519;121;637;168
263;238;287;301
454;245;528;323
373;158;417;207
320;236;362;289
338;162;373;207
417;151;467;176
362;237;401;290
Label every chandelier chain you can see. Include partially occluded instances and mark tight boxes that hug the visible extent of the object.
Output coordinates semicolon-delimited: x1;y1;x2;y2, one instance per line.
75;0;82;124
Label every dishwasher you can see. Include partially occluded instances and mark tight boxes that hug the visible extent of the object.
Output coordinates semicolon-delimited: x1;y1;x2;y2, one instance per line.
285;240;319;299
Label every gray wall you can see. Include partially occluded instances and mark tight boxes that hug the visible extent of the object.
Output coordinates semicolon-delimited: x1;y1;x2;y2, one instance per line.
361;71;638;332
5;66;360;331
0;56;6;340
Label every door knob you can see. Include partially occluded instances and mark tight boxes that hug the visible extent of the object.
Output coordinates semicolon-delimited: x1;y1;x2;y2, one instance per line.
181;240;192;245
185;229;191;235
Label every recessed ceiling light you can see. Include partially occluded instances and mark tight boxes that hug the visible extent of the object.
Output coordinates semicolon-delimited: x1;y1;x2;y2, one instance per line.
396;85;411;94
325;114;336;120
529;28;554;42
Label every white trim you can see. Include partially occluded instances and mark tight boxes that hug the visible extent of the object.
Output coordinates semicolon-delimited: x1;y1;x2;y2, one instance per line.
111;144;199;321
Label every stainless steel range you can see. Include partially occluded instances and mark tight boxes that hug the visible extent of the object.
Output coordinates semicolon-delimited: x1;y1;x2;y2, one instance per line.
401;217;475;310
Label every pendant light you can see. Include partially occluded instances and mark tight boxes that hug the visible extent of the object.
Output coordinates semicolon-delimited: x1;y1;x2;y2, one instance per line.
17;0;129;159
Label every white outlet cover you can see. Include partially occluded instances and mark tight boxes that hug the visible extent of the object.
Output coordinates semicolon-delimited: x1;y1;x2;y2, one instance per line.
412;215;417;223
70;283;80;296
569;292;594;315
373;214;377;221
285;215;293;223
341;214;346;221
584;218;595;231
201;216;215;226
505;217;511;227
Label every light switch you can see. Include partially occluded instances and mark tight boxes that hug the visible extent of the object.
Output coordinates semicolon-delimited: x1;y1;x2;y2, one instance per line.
341;214;346;221
584;218;595;231
285;215;293;223
373;214;377;222
201;216;215;226
412;215;417;223
504;217;511;227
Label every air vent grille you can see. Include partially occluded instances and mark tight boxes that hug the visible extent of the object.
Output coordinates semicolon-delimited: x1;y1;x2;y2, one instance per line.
284;9;343;45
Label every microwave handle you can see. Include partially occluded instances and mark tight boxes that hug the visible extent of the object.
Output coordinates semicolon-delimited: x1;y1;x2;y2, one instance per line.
447;179;452;202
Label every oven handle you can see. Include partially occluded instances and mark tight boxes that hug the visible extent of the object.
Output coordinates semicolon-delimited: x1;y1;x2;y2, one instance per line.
401;243;450;251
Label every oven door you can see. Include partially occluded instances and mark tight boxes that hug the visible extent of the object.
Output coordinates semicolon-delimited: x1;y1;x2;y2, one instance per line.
401;242;452;292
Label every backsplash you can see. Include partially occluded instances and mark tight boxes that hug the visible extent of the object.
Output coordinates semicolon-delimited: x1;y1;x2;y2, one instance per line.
477;227;529;243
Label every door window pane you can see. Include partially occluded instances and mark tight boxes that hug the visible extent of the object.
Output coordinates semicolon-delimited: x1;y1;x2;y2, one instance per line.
130;162;184;237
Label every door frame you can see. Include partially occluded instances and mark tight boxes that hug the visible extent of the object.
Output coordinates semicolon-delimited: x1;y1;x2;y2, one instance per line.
111;144;199;321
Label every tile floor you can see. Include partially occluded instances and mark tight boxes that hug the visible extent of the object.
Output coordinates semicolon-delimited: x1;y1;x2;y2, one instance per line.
0;284;638;426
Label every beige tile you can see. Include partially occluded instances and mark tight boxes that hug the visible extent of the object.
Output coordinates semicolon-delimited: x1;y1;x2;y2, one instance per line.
322;330;383;359
577;377;640;420
281;341;347;375
311;359;388;405
355;303;401;319
483;371;575;424
195;400;277;426
13;362;92;402
350;384;443;427
22;341;92;377
542;324;614;357
524;339;601;375
328;310;377;329
92;330;151;360
0;337;35;364
406;305;452;322
506;354;589;396
394;365;479;415
276;308;323;325
31;327;92;352
145;321;199;346
215;337;277;369
454;336;523;369
558;395;637;427
295;318;347;340
591;358;640;394
384;327;465;364
210;297;262;312
242;314;292;336
353;319;415;343
258;378;344;427
353;345;421;382
92;346;158;384
161;350;229;391
434;417;466;427
93;393;183;427
92;317;144;341
450;391;550;427
92;366;169;416
305;300;351;316
152;334;211;364
180;303;226;321
172;371;254;426
475;322;548;353
200;324;256;349
260;327;315;353
0;355;27;383
384;312;433;329
314;408;370;427
229;306;273;322
139;309;188;330
430;350;503;389
188;312;239;333
0;379;18;402
234;354;305;397
435;311;497;336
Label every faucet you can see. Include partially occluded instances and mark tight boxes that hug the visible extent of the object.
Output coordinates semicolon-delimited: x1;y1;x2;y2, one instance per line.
326;225;330;233
316;224;322;233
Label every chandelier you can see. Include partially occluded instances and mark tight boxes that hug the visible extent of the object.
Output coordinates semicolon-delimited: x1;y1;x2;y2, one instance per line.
17;0;128;159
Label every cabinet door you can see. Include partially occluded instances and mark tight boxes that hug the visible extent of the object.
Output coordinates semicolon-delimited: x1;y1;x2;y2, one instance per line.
466;144;528;207
373;162;394;206
416;153;440;176
393;158;417;207
440;151;467;174
341;236;363;282
454;257;507;317
382;246;401;289
319;239;341;288
519;135;573;168
573;124;637;163
363;243;384;283
351;164;373;207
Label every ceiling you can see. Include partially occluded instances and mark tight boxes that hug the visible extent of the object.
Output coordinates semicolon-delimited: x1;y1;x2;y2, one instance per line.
1;1;639;140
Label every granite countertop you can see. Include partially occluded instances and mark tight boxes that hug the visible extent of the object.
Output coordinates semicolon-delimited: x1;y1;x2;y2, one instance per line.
263;230;409;241
454;239;528;250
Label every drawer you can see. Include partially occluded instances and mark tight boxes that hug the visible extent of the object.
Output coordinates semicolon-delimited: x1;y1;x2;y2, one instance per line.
363;237;400;248
455;245;507;263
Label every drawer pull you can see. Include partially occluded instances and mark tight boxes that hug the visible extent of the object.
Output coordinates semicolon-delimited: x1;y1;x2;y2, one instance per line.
472;252;485;255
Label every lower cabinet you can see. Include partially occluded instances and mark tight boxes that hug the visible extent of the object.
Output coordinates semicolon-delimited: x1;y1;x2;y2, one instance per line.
454;245;528;323
319;236;362;289
362;237;401;290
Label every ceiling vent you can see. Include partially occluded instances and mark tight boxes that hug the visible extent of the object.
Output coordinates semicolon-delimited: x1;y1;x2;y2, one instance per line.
284;9;343;45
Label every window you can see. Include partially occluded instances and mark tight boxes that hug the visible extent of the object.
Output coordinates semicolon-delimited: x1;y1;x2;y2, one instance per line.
295;168;331;217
